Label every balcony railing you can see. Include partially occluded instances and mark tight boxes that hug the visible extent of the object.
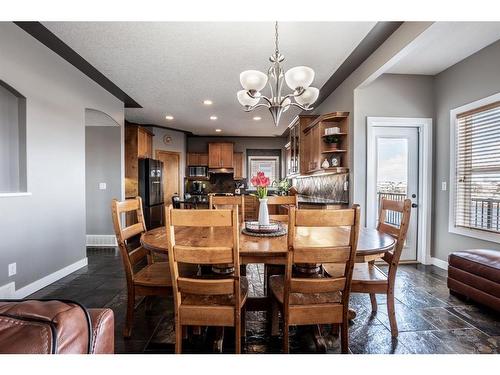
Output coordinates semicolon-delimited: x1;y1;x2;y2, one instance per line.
377;192;406;226
470;198;500;232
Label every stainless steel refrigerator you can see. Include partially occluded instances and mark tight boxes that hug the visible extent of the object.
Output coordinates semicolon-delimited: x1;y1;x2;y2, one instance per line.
139;158;164;229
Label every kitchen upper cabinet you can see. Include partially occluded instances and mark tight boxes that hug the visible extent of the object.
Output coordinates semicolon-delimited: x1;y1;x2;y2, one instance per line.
299;112;349;175
233;152;243;179
187;152;209;166
208;142;233;168
125;123;154;198
137;127;153;159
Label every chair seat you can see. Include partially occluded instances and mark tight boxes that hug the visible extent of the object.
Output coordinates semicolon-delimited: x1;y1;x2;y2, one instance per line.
324;263;388;287
134;262;198;287
182;277;248;307
269;275;341;305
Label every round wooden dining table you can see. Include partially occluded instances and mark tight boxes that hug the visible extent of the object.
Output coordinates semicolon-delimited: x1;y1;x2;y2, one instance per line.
141;225;395;265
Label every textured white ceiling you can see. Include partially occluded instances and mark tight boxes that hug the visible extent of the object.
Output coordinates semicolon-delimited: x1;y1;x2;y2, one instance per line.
44;22;376;136
387;22;500;75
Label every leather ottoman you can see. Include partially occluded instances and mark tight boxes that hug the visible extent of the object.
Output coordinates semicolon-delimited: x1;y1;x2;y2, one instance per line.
447;249;500;311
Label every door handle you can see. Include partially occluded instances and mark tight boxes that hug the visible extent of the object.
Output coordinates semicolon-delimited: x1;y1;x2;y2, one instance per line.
411;203;418;208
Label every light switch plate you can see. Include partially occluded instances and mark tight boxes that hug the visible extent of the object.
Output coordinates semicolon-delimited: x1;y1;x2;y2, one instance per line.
99;182;107;190
8;263;16;277
441;181;447;191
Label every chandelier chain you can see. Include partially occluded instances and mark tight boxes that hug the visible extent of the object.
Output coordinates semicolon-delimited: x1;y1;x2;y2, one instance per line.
274;21;279;57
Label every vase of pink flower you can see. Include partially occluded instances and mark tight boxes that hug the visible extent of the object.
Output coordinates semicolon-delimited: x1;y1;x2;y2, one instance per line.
251;171;271;226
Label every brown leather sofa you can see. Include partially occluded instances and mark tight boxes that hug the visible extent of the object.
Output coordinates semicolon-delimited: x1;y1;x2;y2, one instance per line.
448;249;500;311
0;299;114;354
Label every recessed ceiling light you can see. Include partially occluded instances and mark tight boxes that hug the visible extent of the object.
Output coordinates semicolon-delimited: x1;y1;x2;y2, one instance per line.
215;129;222;132
253;116;262;121
165;115;174;120
210;115;218;121
203;99;213;105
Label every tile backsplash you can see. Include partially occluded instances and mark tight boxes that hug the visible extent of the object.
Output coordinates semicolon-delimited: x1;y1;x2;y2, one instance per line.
292;173;349;202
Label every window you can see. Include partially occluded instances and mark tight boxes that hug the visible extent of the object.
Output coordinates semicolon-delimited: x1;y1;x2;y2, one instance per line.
450;95;500;241
0;80;27;195
247;153;280;190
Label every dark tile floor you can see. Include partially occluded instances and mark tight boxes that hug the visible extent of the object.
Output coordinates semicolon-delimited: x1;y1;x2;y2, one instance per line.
28;248;499;354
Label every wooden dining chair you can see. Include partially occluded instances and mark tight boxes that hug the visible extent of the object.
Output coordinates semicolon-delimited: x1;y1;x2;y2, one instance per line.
265;195;299;222
270;205;360;353
209;195;245;223
326;198;411;338
111;197;172;337
165;205;248;354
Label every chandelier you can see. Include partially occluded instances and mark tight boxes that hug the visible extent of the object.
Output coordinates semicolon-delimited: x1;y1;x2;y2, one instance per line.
237;22;319;127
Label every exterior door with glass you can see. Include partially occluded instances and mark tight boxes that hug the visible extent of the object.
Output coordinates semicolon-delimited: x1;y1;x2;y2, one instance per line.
367;126;419;261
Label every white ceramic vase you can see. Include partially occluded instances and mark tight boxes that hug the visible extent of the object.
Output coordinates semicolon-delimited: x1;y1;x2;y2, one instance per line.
258;198;270;226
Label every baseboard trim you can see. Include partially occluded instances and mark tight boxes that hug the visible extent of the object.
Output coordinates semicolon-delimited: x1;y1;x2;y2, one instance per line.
0;282;15;299
11;258;88;299
86;234;117;247
431;257;449;270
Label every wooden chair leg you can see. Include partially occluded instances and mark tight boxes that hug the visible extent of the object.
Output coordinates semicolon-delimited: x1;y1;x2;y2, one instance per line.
175;320;182;354
241;306;247;339
271;298;280;336
236;316;242;354
387;290;398;337
369;293;378;312
123;290;135;338
283;322;289;354
340;321;349;354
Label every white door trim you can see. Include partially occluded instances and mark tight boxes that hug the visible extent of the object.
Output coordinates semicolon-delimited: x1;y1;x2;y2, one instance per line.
367;117;433;265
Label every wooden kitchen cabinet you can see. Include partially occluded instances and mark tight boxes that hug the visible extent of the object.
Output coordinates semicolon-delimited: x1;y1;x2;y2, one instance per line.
233;152;243;180
137;127;153;159
187;152;209;166
125;123;154;198
244;195;258;220
208;142;233;168
299;112;350;175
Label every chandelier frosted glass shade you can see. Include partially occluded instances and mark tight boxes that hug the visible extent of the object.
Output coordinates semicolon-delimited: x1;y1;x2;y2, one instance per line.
240;70;268;91
294;87;319;106
237;90;260;107
236;22;318;127
284;66;315;91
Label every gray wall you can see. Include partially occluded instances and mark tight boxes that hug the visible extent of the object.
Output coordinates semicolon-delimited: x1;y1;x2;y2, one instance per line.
353;73;435;222
187;136;287;178
85;126;122;235
0;22;124;291
147;127;187;196
432;39;500;261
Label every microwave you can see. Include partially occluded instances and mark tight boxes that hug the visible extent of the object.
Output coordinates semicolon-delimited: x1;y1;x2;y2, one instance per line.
188;166;208;178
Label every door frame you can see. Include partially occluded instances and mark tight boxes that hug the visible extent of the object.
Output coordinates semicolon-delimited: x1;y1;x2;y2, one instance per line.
366;117;433;265
155;150;181;203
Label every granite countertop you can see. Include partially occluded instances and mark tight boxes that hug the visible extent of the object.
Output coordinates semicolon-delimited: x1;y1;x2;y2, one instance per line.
297;195;348;205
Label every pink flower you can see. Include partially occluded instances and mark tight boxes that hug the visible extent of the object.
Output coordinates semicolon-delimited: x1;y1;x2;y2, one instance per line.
251;171;270;188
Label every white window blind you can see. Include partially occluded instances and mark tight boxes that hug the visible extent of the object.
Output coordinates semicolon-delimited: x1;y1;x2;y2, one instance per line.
454;101;500;233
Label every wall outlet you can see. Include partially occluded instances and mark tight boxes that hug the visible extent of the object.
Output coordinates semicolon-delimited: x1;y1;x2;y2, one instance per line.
441;181;447;191
8;263;16;277
99;182;107;190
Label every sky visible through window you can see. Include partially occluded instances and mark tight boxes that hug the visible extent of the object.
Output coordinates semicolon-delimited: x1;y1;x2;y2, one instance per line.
377;138;408;195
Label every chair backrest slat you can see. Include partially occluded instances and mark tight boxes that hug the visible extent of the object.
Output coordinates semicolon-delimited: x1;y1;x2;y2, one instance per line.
121;222;145;241
295;209;355;227
173;245;234;264
290;277;346;294
177;277;235;295
293;246;351;264
171;209;232;227
378;222;400;238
